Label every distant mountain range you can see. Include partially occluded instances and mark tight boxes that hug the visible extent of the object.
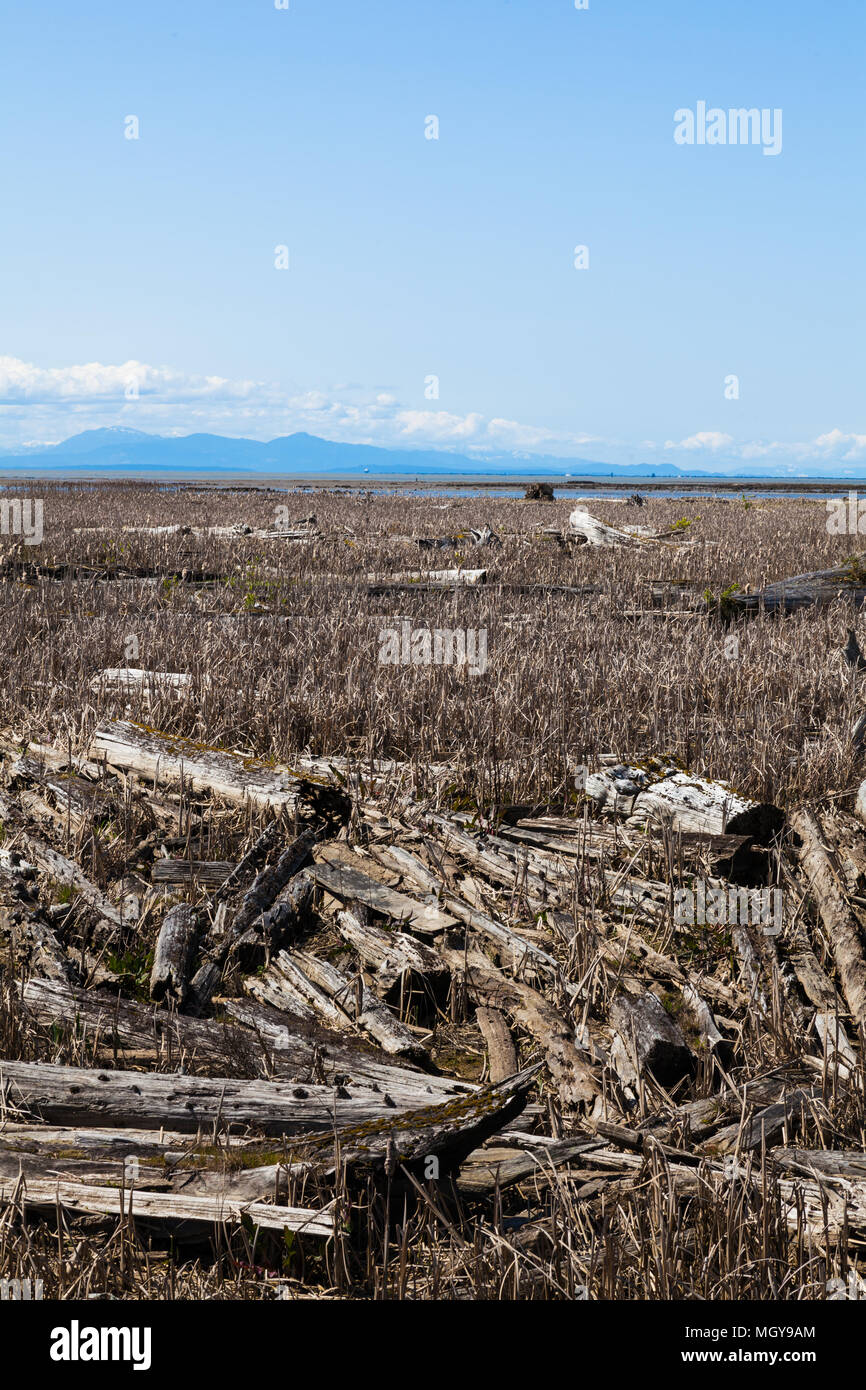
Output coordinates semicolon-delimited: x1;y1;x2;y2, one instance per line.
0;427;686;478
0;426;849;480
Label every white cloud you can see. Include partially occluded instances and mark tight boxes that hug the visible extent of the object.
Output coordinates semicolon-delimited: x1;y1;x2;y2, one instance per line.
665;431;733;451
0;355;256;404
395;410;484;440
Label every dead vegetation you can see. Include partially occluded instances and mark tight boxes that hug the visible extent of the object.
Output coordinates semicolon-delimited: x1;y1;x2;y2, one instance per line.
0;481;865;1301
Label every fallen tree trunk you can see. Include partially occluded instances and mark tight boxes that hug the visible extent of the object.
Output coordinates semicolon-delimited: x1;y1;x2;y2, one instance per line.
0;1059;464;1135
291;948;430;1064
440;944;598;1111
335;905;449;999
188;832;316;1012
19;834;124;928
728;555;866;615
18;978;468;1104
152;860;236;888
89;720;308;812
0;1174;334;1236
791;807;866;1037
584;763;783;840
308;855;456;935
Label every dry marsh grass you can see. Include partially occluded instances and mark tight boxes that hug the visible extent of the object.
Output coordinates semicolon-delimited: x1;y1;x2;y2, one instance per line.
1;480;864;1302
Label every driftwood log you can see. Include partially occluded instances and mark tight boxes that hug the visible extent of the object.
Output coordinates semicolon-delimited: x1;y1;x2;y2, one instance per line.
584;763;783;839
150;905;200;1007
610;989;695;1086
791;807;866;1036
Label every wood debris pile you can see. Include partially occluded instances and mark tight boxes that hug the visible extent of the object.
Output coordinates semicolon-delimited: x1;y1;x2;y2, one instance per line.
1;719;866;1276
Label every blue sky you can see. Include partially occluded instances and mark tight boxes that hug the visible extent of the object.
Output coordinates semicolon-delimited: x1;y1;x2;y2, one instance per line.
0;0;863;472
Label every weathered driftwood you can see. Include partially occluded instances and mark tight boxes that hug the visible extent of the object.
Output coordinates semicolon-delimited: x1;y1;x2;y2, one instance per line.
567;508;641;548
0;1059;468;1135
219;996;464;1103
732;924;770;1021
0;901;73;984
680;984;727;1056
309;855;456;935
150;905;201;1007
291;948;429;1064
243;968;316;1021
791;807;866;1036
771;1147;866;1180
152;860;235;888
585;764;783;840
213;821;281;903
475;1007;519;1082
0;1174;334;1235
702;1087;819;1155
89;668;193;703
188;833;316;1012
457;1137;599;1196
283;1063;539;1176
369;842;445;895
729;556;866;614
89;720;306;812
610;989;695;1086
247;951;348;1029
335;905;449;998
18;978;464;1103
440;943;598;1111
441;893;558;971
367;568;487;586
232;870;316;958
18;834;124;928
812;1011;858;1077
8;758;115;833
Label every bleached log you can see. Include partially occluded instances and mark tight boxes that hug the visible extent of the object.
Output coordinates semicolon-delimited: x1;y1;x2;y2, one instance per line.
813;1012;858;1078
585;763;783;839
366;568;487;586
439;893;558;972
90;668;192;694
89;720;305;812
291;949;428;1063
266;951;349;1028
152;860;235;888
440;943;598;1111
0;1059;459;1135
308;856;456;935
0;1176;334;1236
19;834;125;928
188;832;316;1012
219;997;470;1103
702;1088;818;1154
568;508;640;548
243;970;316;1021
680;984;727;1055
286;1064;539;1176
19;978;457;1102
